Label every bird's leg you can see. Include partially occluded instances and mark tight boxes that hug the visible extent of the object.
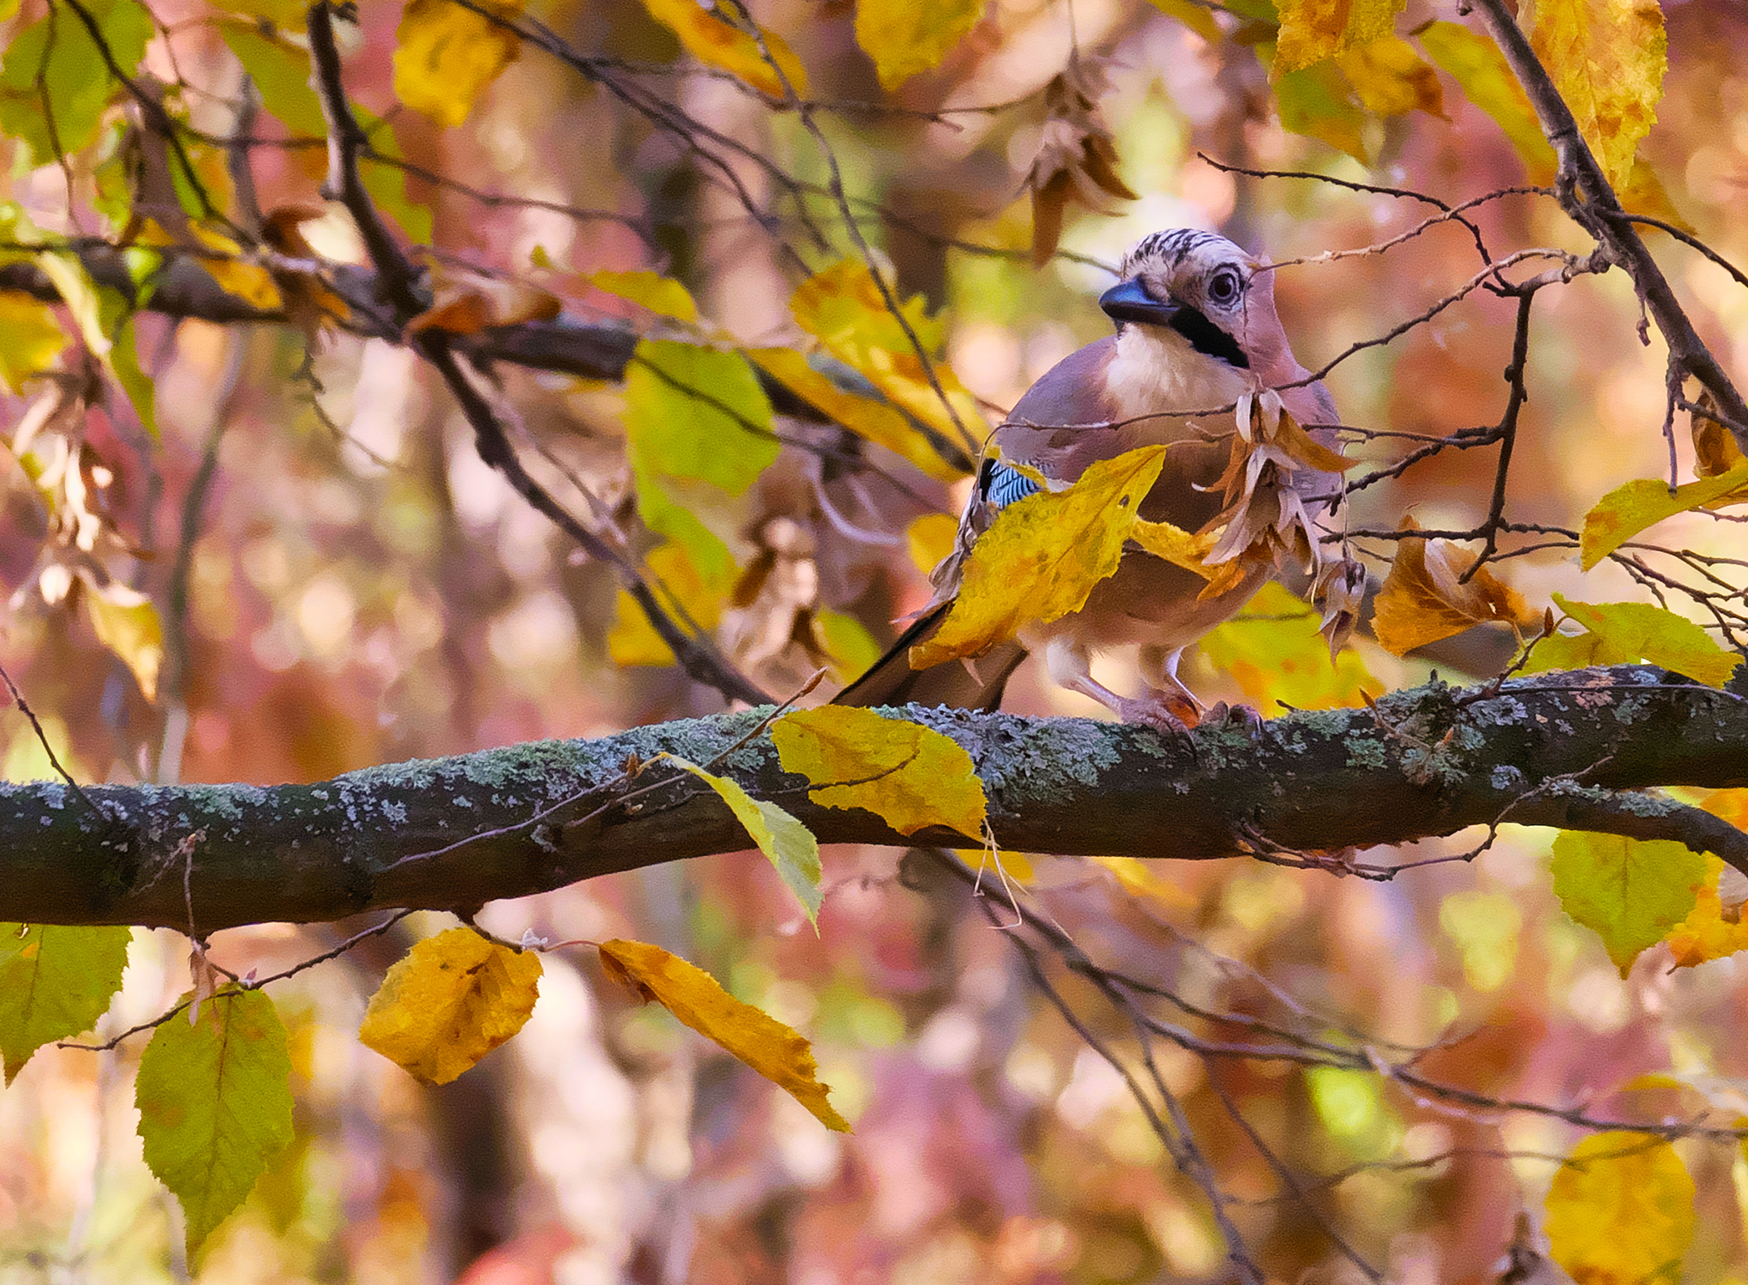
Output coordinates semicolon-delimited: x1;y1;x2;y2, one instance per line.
1045;638;1193;739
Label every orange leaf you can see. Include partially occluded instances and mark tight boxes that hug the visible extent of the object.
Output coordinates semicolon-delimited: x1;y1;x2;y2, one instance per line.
1371;520;1541;656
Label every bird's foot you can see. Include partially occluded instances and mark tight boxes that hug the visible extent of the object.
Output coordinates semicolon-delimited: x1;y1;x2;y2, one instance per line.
1111;689;1200;742
1201;701;1266;739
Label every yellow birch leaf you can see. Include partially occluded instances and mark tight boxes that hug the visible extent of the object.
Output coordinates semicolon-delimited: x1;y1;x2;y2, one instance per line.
906;512;959;575
599;939;849;1131
910;446;1167;669
664;755;821;925
1662;855;1748;969
394;0;522;128
589;269;698;323
1579;462;1748;568
1337;35;1445;118
1618;156;1694;233
749;347;964;482
0;292;68;391
1130;516;1219;580
608;543;726;668
1529;0;1665;193
359;927;542;1085
1523;594;1742;687
1417;21;1557;180
772;705;986;838
1545;1132;1695;1285
1274;0;1405;77
790;259;985;451
638;0;808;100
1371;522;1541;656
1550;830;1703;976
854;0;984;90
1144;0;1222;41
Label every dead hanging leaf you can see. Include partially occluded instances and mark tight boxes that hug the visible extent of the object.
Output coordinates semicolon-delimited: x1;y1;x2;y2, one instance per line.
1691;393;1746;478
406;262;561;336
599;939;849;1132
260;206;352;340
1024;57;1138;268
1312;554;1368;657
1371;519;1543;656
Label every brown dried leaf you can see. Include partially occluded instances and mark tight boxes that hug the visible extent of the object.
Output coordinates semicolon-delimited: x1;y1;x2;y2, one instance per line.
1372;519;1543;656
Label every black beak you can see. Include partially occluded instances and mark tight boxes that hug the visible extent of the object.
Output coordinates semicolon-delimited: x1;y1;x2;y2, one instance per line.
1099;278;1180;328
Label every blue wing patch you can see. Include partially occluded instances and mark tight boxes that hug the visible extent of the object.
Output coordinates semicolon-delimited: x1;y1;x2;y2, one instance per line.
981;459;1042;510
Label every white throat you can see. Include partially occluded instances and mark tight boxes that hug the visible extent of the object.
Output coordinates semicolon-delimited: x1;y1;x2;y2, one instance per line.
1104;325;1255;425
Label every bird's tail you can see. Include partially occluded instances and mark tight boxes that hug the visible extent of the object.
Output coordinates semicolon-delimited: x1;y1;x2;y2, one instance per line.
834;604;1026;712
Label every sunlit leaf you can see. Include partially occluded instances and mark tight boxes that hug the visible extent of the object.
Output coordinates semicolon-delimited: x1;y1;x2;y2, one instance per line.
1529;0;1665;193
1550;830;1704;976
1338;35;1445;118
137;988;295;1256
1691;394;1745;478
81;578;164;702
1130;515;1219;580
599;938;849;1131
608;543;727;668
748;347;964;482
359;927;542;1085
664;754;822;925
1617;156;1694;233
910;446;1167;669
638;0;808;99
906;511;959;574
1199;582;1378;712
1663;855;1748;969
1417;20;1557;180
1371;522;1541;656
1579;462;1748;569
1269;53;1369;160
1522;595;1742;687
36;253;111;360
0;0;151;165
394;0;522;128
590;269;699;323
0;293;67;392
1545;1132;1695;1285
790;259;984;451
814;609;883;679
855;0;982;89
1274;0;1405;76
0;924;130;1083
625;340;777;493
772;705;986;838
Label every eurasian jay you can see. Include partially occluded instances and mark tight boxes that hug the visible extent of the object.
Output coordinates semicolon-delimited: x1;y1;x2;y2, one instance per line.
837;227;1341;731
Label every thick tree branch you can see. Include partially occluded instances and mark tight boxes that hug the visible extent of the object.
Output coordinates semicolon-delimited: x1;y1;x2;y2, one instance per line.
1466;0;1748;443
3;666;1745;933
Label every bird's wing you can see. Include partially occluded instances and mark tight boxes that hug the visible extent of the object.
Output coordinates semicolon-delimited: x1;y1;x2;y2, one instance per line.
832;602;1027;711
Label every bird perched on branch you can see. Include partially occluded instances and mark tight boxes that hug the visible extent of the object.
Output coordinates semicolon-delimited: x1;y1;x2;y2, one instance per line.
836;227;1346;732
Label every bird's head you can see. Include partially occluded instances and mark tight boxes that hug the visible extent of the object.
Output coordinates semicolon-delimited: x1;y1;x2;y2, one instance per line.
1099;228;1293;377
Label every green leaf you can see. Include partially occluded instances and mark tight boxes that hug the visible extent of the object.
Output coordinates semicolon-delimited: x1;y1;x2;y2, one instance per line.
665;754;822;926
220;24;327;137
0;292;68;392
1522;595;1742;687
1269;51;1369;160
1579;463;1748;569
137;988;295;1257
1550;830;1704;975
99;288;157;439
0;0;151;165
1416;21;1557;180
0;924;131;1083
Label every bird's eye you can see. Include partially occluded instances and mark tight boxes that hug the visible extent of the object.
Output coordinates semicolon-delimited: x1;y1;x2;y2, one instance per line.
1207;269;1241;305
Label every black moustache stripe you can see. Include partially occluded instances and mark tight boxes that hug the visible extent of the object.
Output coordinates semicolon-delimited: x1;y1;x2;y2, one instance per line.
1170;306;1249;370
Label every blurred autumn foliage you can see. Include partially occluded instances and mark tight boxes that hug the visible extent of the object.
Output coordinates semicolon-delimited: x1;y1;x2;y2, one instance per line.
5;0;1748;1280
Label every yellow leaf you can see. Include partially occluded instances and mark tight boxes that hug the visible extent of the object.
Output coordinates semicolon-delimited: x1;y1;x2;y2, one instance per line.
1529;0;1665;193
1545;1132;1694;1285
1522;594;1742;687
1269;53;1370;161
393;0;522;128
589;269;698;324
772;705;987;838
1094;856;1197;909
1579;462;1748;568
81;580;163;702
0;292;67;391
35;253;110;359
1144;0;1222;42
664;755;821;925
1371;522;1541;656
905;512;959;575
854;0;983;90
1275;0;1405;76
638;0;808;99
1130;516;1219;580
1337;36;1445;118
1550;830;1704;976
1618;155;1694;234
1692;396;1746;478
1200;581;1379;712
191;226;283;313
789;259;985;452
599;939;849;1131
1417;20;1557;180
359;927;541;1085
1663;856;1748;969
608;543;726;668
910;446;1167;669
814;608;883;679
748;347;965;482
